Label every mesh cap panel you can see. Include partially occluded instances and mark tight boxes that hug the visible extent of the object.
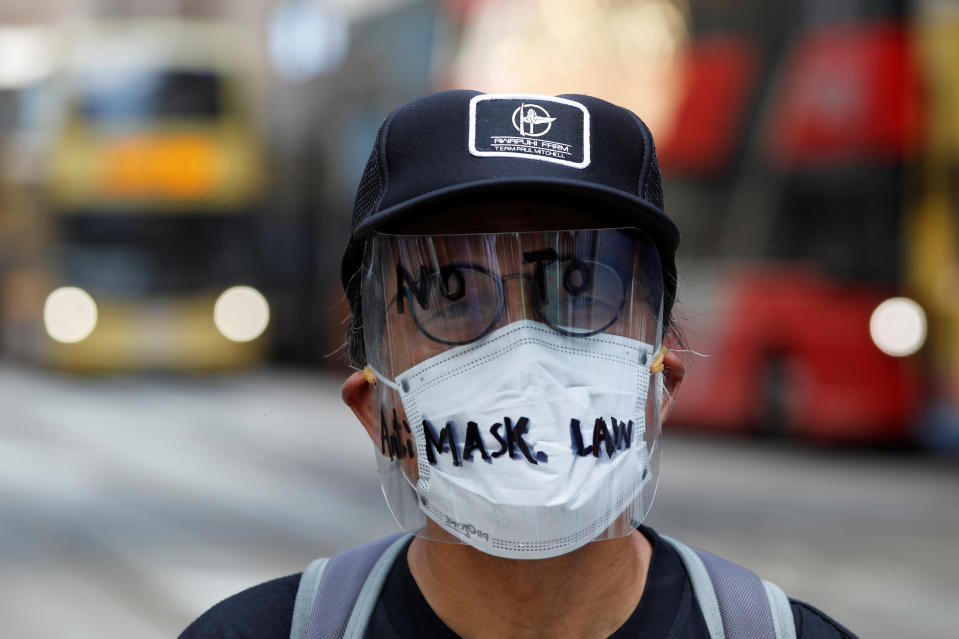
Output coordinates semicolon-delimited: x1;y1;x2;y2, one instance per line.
644;143;665;212
352;141;385;232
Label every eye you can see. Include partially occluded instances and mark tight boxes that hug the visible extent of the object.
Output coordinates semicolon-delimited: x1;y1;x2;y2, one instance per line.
407;264;504;345
538;260;625;335
426;298;478;322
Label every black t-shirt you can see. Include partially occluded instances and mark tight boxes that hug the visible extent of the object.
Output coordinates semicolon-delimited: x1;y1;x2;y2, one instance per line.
179;527;858;639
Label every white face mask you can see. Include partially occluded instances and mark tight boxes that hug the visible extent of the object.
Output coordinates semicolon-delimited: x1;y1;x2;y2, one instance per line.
370;319;656;559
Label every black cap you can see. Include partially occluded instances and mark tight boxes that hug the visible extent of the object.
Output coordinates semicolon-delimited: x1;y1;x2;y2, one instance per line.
342;90;679;318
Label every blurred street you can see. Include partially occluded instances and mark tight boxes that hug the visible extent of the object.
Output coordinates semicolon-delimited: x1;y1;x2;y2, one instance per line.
0;363;955;639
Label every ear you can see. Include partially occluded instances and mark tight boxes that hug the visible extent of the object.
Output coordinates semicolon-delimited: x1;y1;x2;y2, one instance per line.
342;371;378;442
661;349;685;422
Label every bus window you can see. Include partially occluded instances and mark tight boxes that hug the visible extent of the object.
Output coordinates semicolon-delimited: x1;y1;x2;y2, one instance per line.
79;70;222;123
54;215;254;297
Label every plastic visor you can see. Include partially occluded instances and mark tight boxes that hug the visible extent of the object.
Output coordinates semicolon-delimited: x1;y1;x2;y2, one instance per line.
361;228;665;558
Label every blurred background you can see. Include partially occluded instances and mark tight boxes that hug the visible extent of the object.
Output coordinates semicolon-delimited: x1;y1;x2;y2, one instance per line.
0;0;957;637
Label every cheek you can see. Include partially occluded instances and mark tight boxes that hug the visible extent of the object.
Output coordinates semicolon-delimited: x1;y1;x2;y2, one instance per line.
604;305;658;345
643;378;661;450
381;307;451;372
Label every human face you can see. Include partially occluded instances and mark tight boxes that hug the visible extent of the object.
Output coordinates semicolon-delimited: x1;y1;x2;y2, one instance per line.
341;201;686;551
351;202;668;550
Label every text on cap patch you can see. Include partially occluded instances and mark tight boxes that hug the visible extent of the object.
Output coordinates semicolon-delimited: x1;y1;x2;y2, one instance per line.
468;94;591;169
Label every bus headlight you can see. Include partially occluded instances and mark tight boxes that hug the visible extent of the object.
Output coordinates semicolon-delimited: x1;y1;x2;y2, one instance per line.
214;286;270;342
869;297;926;357
44;287;98;343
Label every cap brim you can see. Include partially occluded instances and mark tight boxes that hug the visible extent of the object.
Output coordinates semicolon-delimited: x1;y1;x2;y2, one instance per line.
351;176;679;257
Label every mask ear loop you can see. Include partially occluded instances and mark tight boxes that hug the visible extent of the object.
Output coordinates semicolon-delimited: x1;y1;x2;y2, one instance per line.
362;365;403;393
649;346;667;373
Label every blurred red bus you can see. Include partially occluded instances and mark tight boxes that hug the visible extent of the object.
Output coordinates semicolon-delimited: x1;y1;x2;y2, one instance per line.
659;3;959;445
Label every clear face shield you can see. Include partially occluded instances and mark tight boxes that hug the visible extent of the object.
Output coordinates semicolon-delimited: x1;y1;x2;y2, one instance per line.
360;228;665;559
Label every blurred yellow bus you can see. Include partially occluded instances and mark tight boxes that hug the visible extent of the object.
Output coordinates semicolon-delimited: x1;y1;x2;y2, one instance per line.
24;21;268;371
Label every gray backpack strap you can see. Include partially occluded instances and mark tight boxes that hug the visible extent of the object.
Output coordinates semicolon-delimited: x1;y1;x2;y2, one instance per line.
290;532;410;639
338;535;411;639
762;580;797;639
290;558;330;639
662;536;796;639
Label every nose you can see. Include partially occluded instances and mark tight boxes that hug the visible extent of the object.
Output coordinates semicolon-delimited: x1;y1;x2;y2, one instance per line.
499;273;540;325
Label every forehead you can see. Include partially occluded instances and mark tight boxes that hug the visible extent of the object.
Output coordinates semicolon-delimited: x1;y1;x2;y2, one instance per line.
385;200;605;235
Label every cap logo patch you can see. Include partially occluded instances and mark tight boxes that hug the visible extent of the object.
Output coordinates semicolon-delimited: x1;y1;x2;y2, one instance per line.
469;94;590;169
512;104;555;137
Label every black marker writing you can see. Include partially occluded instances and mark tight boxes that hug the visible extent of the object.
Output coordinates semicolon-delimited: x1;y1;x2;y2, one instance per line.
570;418;592;456
508;416;539;464
396;264;469;314
380;408;415;461
563;258;592;296
463;421;491;462
611;417;633;451
592;417;614;458
439;265;466;302
395;264;431;314
571;417;634;459
522;248;559;304
426;416;547;466
424;418;461;466
490;421;508;458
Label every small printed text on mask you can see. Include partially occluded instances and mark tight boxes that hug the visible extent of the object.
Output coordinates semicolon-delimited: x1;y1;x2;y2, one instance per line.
379;412;635;466
444;516;489;541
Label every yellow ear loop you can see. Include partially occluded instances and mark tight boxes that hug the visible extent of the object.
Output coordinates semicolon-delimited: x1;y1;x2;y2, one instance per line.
649;346;667;373
362;366;377;384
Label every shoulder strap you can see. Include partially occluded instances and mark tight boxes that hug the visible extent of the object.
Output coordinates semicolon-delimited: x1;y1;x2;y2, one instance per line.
290;557;329;639
290;532;410;639
661;536;796;639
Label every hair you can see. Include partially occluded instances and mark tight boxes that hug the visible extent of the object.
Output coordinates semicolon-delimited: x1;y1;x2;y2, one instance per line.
345;268;368;369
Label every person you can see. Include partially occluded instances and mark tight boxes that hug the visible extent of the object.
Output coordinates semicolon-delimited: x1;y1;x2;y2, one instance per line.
180;91;857;639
